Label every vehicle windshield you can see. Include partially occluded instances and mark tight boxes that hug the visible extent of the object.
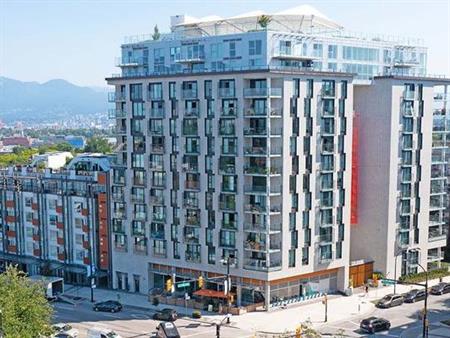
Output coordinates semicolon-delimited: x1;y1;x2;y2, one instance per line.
381;296;392;301
362;317;377;324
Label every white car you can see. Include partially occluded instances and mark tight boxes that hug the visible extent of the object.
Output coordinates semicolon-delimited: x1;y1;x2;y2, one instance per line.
87;327;122;338
52;323;79;338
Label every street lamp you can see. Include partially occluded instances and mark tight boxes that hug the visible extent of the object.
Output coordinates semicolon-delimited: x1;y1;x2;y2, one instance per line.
220;254;235;324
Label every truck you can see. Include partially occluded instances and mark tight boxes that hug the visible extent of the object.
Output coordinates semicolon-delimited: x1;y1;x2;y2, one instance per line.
29;275;64;300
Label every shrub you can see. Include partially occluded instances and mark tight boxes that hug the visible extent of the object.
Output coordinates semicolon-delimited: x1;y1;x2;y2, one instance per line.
152;297;160;306
192;310;202;319
399;267;450;284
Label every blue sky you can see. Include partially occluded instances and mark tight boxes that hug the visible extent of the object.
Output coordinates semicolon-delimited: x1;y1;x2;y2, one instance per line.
1;0;449;86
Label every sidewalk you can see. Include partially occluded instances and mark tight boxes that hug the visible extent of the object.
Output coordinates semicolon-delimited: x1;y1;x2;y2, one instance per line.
64;275;450;333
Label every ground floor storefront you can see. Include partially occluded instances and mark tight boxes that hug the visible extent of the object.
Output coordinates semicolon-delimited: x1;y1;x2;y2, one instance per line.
144;263;343;312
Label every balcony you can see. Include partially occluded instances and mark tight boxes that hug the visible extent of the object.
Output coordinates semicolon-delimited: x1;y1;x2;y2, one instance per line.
83;241;90;249
149;107;165;118
182;89;198;99
244;107;282;118
219;164;235;174
185;147;200;155
221;107;238;117
83;257;91;265
150;162;164;171
108;108;126;119
82;224;89;233
245;165;277;176
218;88;236;98
244;203;266;213
185;180;200;191
6;230;16;237
183;199;198;209
245;240;267;251
32;203;39;210
243;258;281;271
116;56;143;67
114;126;127;135
153;214;166;223
150;196;165;205
57;253;65;261
149;127;164;136
222;220;238;230
219;201;236;211
33;249;41;256
244;185;281;195
5;215;16;223
244;87;282;98
32;234;40;241
108;92;126;102
394;58;419;68
32;219;40;226
112;192;125;202
150;144;165;153
185;107;200;117
57;237;64;245
185;251;201;263
186;215;200;226
56;222;64;230
113;224;125;233
428;228;447;242
403;90;415;100
7;245;17;253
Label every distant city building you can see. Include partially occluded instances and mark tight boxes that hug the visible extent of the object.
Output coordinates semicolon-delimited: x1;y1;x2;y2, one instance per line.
0;155;112;286
30;151;73;170
65;135;86;149
2;136;31;147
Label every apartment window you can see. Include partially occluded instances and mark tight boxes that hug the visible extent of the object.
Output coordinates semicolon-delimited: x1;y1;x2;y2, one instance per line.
149;83;163;100
306;79;313;98
208;246;216;264
49;214;58;226
75;234;83;245
313;43;323;57
342;46;379;61
220;230;236;248
25;212;33;222
25;197;32;207
169;82;176;99
328;45;337;59
249;40;262;56
169;47;181;62
302;247;309;265
288;249;296;267
204;80;212;98
130;83;143;101
229;41;236;58
210;43;222;59
48;199;57;210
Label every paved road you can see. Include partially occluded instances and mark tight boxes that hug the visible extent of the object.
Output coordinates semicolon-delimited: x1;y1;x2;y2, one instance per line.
52;301;253;338
318;292;450;337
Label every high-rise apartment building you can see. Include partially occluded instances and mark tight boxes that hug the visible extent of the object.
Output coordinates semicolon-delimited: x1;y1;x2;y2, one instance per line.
0;154;112;287
106;5;444;309
352;76;449;278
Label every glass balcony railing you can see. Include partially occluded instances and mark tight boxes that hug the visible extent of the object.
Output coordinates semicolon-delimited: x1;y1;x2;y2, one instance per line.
243;87;282;97
182;89;198;99
218;88;236;98
149;107;165;118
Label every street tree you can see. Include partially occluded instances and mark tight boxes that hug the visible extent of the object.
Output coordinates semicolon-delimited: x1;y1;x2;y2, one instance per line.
0;266;53;338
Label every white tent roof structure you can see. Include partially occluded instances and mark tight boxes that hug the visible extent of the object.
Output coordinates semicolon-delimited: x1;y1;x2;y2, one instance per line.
170;5;343;36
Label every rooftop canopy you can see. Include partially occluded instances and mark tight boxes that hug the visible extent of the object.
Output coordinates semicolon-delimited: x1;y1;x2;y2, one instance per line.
170;5;343;37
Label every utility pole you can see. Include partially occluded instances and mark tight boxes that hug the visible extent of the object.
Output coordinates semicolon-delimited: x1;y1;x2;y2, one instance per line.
416;262;428;338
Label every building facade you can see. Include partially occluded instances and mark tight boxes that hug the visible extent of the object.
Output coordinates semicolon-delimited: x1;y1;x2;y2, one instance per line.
352;76;449;278
0;155;112;287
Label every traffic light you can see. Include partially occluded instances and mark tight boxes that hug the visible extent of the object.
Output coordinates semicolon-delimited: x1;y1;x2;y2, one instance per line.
165;278;173;293
198;276;204;289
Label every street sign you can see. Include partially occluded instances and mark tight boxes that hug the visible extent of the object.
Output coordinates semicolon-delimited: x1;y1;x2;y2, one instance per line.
185;293;190;300
178;282;190;288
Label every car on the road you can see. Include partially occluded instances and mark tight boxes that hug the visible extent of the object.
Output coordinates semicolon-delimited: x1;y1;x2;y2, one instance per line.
155;322;181;338
376;294;404;308
403;289;426;303
93;300;123;313
360;317;391;334
430;282;450;295
87;327;122;338
153;308;178;321
52;323;79;338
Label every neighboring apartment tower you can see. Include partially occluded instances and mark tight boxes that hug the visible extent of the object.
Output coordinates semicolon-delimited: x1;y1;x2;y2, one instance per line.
0;154;112;287
352;76;449;278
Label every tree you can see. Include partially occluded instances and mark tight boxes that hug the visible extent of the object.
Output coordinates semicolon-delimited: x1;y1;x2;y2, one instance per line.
152;25;161;40
84;136;112;154
257;15;272;29
0;266;53;338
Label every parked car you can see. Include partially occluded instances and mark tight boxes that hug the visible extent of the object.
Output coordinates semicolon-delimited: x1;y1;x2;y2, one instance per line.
360;317;391;334
404;289;426;303
93;300;122;313
153;308;178;321
155;322;181;338
376;294;404;308
430;282;450;295
52;323;79;338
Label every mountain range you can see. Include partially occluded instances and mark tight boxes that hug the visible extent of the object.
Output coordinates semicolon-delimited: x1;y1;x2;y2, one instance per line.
0;77;109;123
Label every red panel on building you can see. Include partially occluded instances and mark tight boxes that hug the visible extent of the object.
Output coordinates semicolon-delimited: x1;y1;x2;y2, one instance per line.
98;193;109;270
351;113;359;225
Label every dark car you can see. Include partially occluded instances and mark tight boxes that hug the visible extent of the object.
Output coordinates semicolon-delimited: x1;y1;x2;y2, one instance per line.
404;289;426;303
430;282;450;295
155;322;181;338
376;294;404;308
360;317;391;334
93;300;123;313
153;308;178;321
